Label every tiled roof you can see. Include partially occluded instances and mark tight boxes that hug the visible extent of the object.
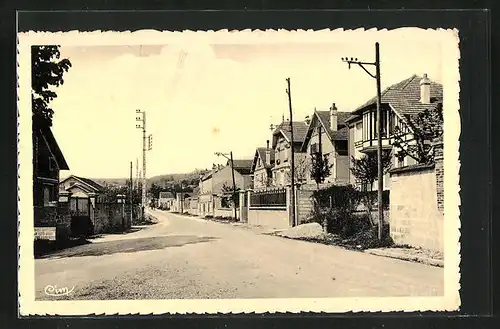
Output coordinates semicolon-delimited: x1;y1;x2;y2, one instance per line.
256;148;275;167
273;121;309;143
72;175;104;192
201;171;213;181
346;74;443;123
229;159;254;175
315;110;350;141
251;147;275;172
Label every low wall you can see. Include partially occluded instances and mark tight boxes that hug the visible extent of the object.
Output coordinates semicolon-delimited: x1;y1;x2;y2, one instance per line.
34;202;72;242
214;207;239;219
247;208;289;229
94;202;127;235
389;164;444;252
34;205;58;226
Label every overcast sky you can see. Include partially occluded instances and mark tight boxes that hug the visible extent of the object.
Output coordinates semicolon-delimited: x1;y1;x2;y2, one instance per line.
49;30;446;179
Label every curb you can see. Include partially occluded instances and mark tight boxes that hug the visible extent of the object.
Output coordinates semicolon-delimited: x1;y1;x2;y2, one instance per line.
364;249;444;267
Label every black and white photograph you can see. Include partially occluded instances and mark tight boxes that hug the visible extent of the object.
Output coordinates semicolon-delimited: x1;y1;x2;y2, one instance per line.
17;28;461;315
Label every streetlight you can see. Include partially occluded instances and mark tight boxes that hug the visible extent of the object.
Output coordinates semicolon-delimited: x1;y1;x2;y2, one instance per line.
214;151;237;221
341;42;384;241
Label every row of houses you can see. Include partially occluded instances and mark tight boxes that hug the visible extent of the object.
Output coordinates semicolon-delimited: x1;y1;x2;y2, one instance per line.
167;73;445;252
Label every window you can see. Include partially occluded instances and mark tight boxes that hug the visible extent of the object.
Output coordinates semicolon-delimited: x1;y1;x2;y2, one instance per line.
43;187;50;206
355;122;363;142
381;110;388;137
389;112;396;135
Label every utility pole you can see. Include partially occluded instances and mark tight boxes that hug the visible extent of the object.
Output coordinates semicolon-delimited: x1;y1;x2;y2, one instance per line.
229;151;237;221
129;161;133;226
286;77;296;227
342;42;384;240
135;158;139;190
136;109;152;220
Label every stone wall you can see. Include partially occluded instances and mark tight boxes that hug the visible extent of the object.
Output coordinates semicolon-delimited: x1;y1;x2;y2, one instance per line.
295;187;314;225
33;190;72;242
389;164;444;252
434;138;444;213
94;202;126;234
34;205;58;227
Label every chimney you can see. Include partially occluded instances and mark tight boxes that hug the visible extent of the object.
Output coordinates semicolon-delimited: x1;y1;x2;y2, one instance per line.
305;115;311;125
330;103;338;131
265;140;271;165
420;73;431;104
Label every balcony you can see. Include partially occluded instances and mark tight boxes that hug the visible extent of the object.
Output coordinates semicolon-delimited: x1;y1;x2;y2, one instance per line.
354;138;394;154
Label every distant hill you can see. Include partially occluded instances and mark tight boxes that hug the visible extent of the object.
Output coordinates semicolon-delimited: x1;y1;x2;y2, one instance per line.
93;168;210;191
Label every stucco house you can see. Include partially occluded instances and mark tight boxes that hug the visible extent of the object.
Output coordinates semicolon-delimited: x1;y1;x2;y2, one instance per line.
271;120;309;186
250;141;275;190
345;74;443;190
198;160;253;217
158;191;175;209
300;104;351;186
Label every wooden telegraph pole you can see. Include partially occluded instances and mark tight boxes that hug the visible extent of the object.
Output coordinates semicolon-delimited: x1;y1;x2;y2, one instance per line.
286;78;296;227
342;42;384;240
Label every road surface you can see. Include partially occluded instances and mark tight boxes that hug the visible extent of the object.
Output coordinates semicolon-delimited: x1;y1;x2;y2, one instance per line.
35;210;444;300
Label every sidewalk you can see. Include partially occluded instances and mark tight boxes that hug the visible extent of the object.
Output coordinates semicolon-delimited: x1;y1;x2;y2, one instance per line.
364;247;444;267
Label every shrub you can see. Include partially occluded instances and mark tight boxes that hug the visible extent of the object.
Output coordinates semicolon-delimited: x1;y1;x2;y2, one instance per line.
343;224;393;250
311;184;362;234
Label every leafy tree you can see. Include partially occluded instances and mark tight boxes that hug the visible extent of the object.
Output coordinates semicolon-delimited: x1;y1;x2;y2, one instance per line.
32;45;72;127
100;183;141;204
392;104;444;164
285;154;311;185
148;183;164;199
221;182;240;208
350;151;393;226
350;151;393;192
310;153;332;189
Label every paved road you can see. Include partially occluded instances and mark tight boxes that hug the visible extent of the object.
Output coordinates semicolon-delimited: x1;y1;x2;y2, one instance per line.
35;210;444;300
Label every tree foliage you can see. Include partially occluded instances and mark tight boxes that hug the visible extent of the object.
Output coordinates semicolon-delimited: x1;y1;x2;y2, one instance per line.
100;181;141;204
32;45;72;127
285;154;311;185
392;104;444;164
350;151;393;191
310;153;332;188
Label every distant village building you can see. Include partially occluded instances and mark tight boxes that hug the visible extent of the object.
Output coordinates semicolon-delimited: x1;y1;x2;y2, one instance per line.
271;120;309;186
198;159;253;217
250;141;275;190
158;191;175;209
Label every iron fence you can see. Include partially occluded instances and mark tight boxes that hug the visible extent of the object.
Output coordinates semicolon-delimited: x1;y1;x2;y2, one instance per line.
250;188;287;208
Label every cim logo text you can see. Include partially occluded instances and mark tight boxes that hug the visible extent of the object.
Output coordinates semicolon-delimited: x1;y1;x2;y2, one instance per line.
44;285;75;297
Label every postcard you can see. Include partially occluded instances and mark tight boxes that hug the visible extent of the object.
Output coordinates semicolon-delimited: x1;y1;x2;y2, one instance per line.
18;28;461;315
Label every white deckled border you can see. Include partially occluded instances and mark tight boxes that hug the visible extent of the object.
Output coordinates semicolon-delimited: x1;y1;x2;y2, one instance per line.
17;28;461;316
